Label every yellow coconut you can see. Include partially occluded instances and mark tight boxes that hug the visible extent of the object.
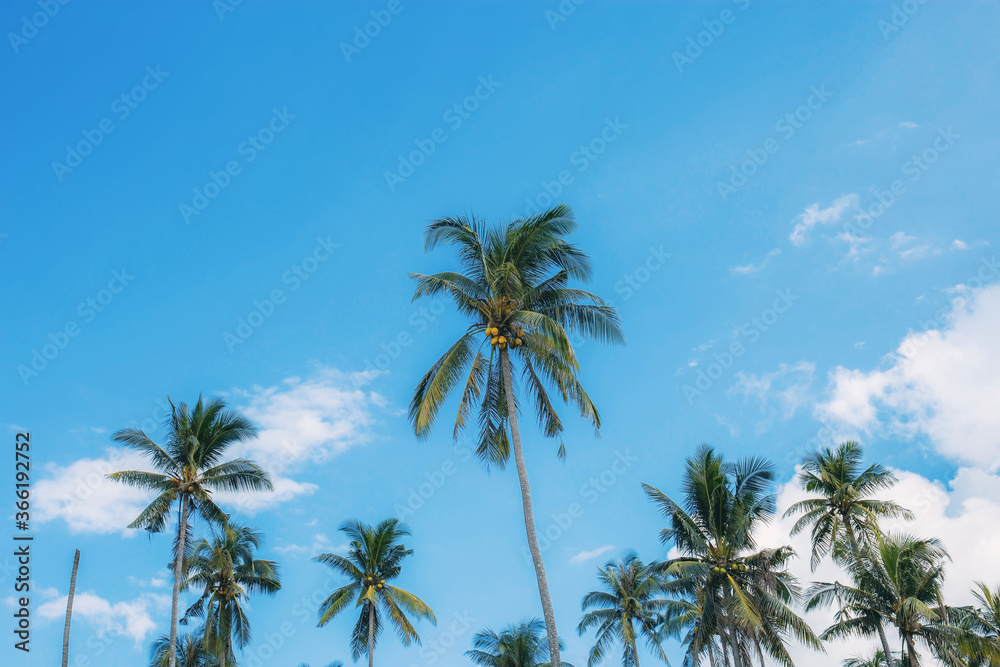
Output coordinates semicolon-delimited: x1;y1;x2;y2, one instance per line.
491;336;498;345
498;336;507;344
515;338;522;346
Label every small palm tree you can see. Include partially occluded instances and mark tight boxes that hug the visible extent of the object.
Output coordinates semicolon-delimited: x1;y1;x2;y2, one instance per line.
108;396;272;667
314;518;435;667
182;523;281;667
150;629;209;667
807;533;976;667
467;618;572;667
408;206;624;667
578;552;669;666
843;649;900;667
785;442;913;569
954;582;1000;666
644;446;821;667
784;442;913;667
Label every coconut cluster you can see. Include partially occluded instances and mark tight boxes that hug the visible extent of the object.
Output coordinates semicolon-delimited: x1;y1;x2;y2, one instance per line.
710;563;749;575
364;575;386;590
485;324;524;350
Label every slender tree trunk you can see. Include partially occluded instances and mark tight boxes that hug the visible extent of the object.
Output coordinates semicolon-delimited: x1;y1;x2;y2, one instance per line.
845;522;898;667
220;632;230;667
499;348;561;667
62;549;80;667
904;634;920;667
169;494;190;667
707;640;717;667
724;612;745;667
368;602;375;667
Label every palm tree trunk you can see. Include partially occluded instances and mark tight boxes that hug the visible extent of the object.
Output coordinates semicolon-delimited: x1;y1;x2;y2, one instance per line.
62;549;80;667
368;602;375;667
499;348;562;667
724;613;745;667
707;640;717;667
877;624;898;667
904;634;920;666
221;633;230;667
169;494;190;667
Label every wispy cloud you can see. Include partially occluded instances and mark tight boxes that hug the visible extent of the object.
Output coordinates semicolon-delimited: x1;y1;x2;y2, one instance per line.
789;194;858;246
570;545;615;564
731;248;780;275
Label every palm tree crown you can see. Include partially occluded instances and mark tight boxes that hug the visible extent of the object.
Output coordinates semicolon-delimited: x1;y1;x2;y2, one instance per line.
644;445;820;667
784;441;913;570
182;523;281;667
314;518;435;666
467;618;571;667
578;552;669;667
109;396;272;667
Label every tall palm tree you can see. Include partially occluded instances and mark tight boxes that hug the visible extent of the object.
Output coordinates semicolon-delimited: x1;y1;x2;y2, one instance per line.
108;396;273;667
467;618;572;667
784;442;913;667
314;518;436;667
408;206;625;667
150;629;210;667
182;523;281;667
807;533;976;667
785;442;913;569
578;552;669;667
946;583;1000;666
643;446;821;667
62;549;80;667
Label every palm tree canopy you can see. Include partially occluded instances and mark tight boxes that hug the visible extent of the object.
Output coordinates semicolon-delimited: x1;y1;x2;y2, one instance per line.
644;446;821;666
408;206;625;465
468;618;572;667
182;523;281;653
783;441;913;569
577;552;670;667
149;629;210;667
108;395;273;535
314;518;436;661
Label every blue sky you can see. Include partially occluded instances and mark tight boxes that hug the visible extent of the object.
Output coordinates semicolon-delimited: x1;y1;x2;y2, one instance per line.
3;1;1000;665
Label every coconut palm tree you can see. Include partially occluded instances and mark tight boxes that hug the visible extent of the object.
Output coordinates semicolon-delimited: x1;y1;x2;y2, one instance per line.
467;618;572;667
62;549;80;667
408;206;624;667
643;446;821;667
182;523;281;667
314;518;436;667
150;629;210;667
950;582;1000;666
578;552;670;667
108;396;273;667
807;533;978;667
784;442;913;667
785;442;913;569
843;649;900;667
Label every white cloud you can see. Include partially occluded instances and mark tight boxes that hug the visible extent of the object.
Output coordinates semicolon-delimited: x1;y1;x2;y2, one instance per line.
953;239;970;250
836;231;872;263
37;590;168;647
899;121;919;129
35;365;384;532
570;545;615;564
890;231;916;249
789;194;858;247
35;451;154;536
817;284;1000;469
731;248;780;275
276;533;345;557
